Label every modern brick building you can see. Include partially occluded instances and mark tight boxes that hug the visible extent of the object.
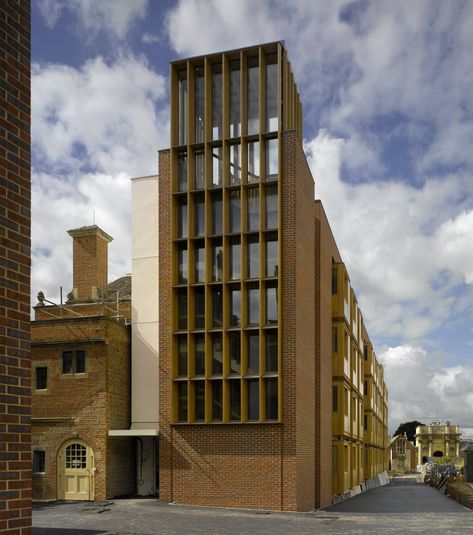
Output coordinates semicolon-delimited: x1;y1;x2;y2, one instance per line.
31;226;135;501
0;1;32;533
128;41;388;511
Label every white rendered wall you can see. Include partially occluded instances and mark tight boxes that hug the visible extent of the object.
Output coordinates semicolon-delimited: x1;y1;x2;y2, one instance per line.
131;176;159;431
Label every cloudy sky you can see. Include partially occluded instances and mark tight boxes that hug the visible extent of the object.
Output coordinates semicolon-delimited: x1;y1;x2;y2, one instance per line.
32;0;473;438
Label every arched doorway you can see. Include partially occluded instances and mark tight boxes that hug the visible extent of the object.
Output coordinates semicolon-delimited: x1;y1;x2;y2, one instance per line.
57;439;95;500
433;450;444;458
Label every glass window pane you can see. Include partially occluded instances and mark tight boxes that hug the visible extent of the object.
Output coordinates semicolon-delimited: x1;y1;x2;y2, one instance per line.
247;188;259;231
212;64;222;140
75;351;85;373
266;285;278;324
212;193;222;234
230;287;241;326
266;138;278;179
194;288;205;329
229;380;241;420
178;245;188;284
178;152;187;191
229;61;240;137
63;351;73;374
212;242;223;281
265;54;278;132
195;381;205;421
265;331;278;372
229;331;241;373
248;141;259;182
178;71;187;145
212;147;223;187
247;57;259;135
178;382;188;422
195;150;205;189
33;450;45;473
195;245;205;283
195;194;205;236
36;367;47;389
230;238;240;279
212;381;222;421
212;286;222;328
247;332;259;373
248;285;259;326
195;67;204;143
177;199;187;238
230;189;241;232
178;336;188;376
194;335;205;375
212;333;223;374
265;238;278;277
265;378;278;420
178;289;187;330
229;144;241;185
265;185;278;229
248;379;259;420
248;236;259;279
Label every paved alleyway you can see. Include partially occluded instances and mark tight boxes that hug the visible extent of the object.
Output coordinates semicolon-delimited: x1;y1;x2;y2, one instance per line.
33;476;472;535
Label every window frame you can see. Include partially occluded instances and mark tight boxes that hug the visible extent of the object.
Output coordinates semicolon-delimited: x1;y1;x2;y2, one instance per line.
62;350;86;376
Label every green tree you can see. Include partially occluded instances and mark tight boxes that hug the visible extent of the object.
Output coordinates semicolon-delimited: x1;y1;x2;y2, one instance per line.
394;421;425;444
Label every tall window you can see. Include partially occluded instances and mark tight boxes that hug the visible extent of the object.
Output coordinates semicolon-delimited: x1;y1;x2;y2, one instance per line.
332;385;338;411
178;70;187;145
212;242;223;281
247;284;259;325
332;327;338;354
247;57;259;135
265;330;277;372
178;289;187;330
229;144;241;184
212;63;222;140
35;366;47;390
212;333;223;374
212;381;222;421
194;67;204;142
266;138;278;179
194;381;205;421
33;451;45;473
194;335;205;375
247;331;259;373
212;192;222;234
177;382;188;422
247;188;259;231
229;380;241;420
230;190;241;232
194;288;205;329
332;267;338;294
212;146;223;186
230;237;241;279
265;283;278;324
195;194;205;236
195;244;205;283
178;152;187;191
265;236;278;277
265;185;278;229
265;378;278;420
265;54;278;132
247;379;259;420
177;245;187;284
212;286;223;327
229;331;241;373
230;286;241;326
177;199;187;238
248;141;259;182
229;60;240;137
195;150;205;189
177;336;187;376
247;235;259;278
62;351;85;374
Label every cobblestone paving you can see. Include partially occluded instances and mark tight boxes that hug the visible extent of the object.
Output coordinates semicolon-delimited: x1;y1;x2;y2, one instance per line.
33;476;472;535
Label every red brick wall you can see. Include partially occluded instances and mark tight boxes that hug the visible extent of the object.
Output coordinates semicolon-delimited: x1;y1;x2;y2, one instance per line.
0;1;31;532
314;201;342;507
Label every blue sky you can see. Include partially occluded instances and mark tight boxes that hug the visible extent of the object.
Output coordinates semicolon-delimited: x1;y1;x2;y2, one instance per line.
31;0;473;436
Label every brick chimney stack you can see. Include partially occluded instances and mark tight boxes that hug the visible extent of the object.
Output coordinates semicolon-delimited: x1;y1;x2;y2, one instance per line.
67;225;113;302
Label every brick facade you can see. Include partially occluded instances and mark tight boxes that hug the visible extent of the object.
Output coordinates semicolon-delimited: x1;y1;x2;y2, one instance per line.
0;1;31;533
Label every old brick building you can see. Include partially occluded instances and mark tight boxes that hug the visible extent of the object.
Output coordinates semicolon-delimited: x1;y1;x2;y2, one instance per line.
129;41;388;511
31;226;134;501
0;1;32;533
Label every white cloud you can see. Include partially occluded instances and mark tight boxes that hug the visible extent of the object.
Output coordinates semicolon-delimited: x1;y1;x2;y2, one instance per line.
32;55;168;304
37;0;148;41
380;345;473;435
142;33;161;45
